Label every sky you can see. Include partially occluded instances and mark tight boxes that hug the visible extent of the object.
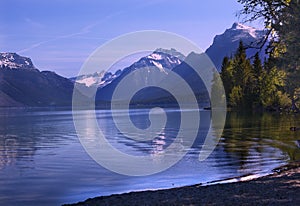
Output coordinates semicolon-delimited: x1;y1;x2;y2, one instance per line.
0;0;255;77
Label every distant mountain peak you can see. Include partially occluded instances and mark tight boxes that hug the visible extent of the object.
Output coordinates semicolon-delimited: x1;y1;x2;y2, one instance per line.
230;22;260;38
0;52;36;70
131;48;185;74
153;48;185;60
0;52;75;107
73;48;185;89
205;22;268;71
232;22;253;30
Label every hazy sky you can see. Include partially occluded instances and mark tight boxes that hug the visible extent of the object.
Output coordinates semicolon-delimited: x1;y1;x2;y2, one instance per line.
0;0;253;77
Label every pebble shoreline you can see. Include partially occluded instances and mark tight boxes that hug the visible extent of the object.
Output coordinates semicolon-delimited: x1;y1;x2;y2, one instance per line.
64;162;300;206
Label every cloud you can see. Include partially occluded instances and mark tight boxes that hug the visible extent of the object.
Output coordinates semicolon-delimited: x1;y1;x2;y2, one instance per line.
17;22;99;53
17;1;164;54
25;18;45;28
17;13;119;54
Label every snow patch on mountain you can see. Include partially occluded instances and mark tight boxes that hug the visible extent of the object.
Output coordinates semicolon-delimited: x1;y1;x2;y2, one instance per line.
154;48;186;60
231;22;259;38
71;70;123;88
206;22;269;71
71;72;104;87
148;53;163;61
77;76;100;87
74;48;185;88
151;60;168;74
0;53;36;70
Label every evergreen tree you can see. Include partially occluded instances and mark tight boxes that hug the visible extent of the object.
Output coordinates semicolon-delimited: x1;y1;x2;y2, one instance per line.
252;53;263;107
253;53;263;78
280;1;300;112
259;66;286;110
238;0;300;111
229;86;243;107
231;41;254;108
211;70;227;108
220;57;233;103
220;41;288;111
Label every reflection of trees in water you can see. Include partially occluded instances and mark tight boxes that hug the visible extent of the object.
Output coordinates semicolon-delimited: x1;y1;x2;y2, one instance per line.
0;135;36;169
221;112;300;170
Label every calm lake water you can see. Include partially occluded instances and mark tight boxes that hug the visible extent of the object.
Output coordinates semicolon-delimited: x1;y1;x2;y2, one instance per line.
0;108;299;206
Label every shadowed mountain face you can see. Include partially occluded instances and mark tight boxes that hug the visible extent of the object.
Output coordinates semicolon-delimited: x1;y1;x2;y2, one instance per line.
0;53;75;107
95;50;210;108
71;48;185;88
95;49;185;103
0;52;35;70
206;22;268;71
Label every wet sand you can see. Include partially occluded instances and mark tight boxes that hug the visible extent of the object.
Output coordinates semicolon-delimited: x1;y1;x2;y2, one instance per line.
64;162;300;206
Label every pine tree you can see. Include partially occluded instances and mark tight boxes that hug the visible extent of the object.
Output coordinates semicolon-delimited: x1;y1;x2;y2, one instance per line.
220;57;233;104
231;41;254;108
229;86;243;107
238;0;300;112
260;62;287;110
220;41;289;111
280;1;300;112
252;53;263;107
211;71;227;108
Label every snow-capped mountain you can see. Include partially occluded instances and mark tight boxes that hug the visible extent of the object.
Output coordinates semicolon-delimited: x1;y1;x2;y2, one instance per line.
70;72;105;87
152;48;185;61
0;53;76;107
130;48;184;72
206;22;268;71
95;48;185;101
70;70;122;88
73;48;185;88
94;50;210;108
0;52;37;70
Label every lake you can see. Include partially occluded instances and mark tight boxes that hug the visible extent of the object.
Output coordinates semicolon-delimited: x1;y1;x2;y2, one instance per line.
0;108;299;205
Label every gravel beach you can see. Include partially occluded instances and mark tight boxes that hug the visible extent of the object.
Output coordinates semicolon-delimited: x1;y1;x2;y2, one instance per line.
64;162;300;206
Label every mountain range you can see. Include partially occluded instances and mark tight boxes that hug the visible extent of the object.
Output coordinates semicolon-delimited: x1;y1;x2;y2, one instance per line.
70;48;185;88
74;22;267;87
0;23;268;107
